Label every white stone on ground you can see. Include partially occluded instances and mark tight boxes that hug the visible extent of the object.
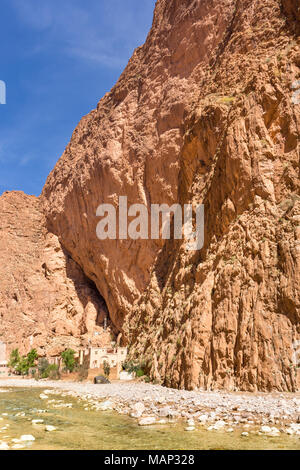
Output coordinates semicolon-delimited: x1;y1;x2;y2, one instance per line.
0;442;9;450
131;402;145;418
138;417;156;426
20;435;35;442
39;394;48;400
198;415;208;423
45;425;56;432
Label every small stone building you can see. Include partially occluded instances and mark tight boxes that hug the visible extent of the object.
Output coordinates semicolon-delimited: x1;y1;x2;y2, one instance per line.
77;346;127;378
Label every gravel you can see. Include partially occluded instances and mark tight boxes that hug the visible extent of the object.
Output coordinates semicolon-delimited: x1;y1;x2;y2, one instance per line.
0;378;299;432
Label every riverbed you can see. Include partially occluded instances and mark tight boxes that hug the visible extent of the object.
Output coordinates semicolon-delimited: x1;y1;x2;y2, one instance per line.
0;386;299;450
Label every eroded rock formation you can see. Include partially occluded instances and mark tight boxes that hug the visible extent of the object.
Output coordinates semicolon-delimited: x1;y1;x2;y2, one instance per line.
0;192;112;356
1;0;299;390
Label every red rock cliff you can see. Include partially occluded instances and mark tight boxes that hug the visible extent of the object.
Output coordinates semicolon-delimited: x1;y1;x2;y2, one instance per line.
1;0;299;390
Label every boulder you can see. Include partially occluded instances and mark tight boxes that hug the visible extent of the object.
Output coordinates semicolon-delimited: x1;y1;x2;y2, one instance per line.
138;417;156;426
94;375;110;385
20;435;35;442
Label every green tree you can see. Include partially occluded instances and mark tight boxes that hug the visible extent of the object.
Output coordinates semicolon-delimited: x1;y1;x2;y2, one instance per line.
27;349;38;368
61;349;76;372
8;348;20;369
15;356;30;376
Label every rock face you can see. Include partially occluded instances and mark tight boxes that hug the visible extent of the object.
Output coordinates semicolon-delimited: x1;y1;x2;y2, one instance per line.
0;191;112;357
1;0;300;390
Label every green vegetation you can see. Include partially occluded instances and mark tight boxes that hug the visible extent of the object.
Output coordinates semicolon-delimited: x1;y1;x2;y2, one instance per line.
46;364;60;380
27;349;38;368
61;349;76;373
15;356;31;376
37;358;60;379
8;348;38;376
8;348;21;369
38;358;50;378
123;360;145;377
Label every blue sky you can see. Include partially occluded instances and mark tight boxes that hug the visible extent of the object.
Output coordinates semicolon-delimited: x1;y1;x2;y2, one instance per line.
0;0;156;196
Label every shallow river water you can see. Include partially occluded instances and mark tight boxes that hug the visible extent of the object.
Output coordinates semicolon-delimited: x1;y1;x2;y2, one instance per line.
0;388;299;450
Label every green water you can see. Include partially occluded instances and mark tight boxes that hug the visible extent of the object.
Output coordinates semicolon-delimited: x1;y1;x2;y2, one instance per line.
0;388;299;450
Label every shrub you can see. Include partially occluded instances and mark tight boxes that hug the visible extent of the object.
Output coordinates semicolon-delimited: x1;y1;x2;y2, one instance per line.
38;358;50;378
123;360;146;375
47;364;60;380
37;359;60;379
136;369;145;378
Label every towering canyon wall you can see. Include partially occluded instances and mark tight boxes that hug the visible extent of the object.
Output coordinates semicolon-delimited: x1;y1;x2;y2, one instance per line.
0;0;299;390
0;192;111;356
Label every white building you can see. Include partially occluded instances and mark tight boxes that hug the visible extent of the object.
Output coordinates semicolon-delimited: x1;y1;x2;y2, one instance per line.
77;346;127;378
0;341;8;377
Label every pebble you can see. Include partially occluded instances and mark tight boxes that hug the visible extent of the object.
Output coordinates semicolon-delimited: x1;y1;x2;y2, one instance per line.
39;394;48;400
131;402;145;418
138;417;156;426
0;442;9;450
45;425;57;432
159;407;172;418
187;419;195;427
198;414;208;423
20;435;35;442
260;426;272;434
213;420;226;430
98;400;113;411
